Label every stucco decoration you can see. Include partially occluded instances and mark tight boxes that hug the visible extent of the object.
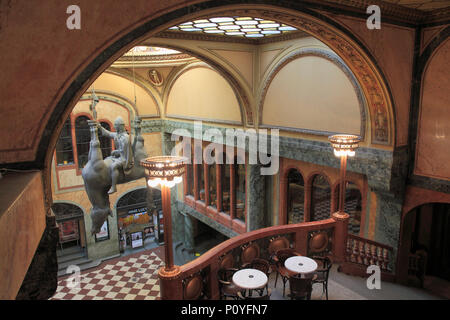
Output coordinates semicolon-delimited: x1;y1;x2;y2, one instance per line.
82;116;148;234
199;8;394;145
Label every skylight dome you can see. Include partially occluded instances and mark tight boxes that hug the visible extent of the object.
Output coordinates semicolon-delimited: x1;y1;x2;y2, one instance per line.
168;16;298;38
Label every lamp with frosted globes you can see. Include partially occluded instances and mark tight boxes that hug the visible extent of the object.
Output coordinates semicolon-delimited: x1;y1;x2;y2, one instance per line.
140;155;187;274
328;134;361;216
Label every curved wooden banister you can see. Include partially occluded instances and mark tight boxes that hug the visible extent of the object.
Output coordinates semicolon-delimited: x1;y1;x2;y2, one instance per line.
180;218;336;276
158;217;344;300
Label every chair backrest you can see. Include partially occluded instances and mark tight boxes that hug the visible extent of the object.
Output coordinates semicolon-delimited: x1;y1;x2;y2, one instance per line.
288;275;312;299
249;258;270;275
218;268;238;283
241;242;261;265
276;248;300;264
313;256;332;271
268;236;290;256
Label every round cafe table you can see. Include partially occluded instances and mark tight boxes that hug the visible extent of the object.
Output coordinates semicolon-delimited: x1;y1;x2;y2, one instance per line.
232;268;268;290
284;256;318;278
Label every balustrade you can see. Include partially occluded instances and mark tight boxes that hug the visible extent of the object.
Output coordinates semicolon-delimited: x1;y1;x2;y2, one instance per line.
159;218;338;299
345;234;393;272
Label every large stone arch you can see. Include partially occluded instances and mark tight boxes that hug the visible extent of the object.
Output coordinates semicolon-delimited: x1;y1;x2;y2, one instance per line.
31;1;397;214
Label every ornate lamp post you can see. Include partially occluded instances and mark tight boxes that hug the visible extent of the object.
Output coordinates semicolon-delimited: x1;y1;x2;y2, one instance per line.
141;156;187;275
328;134;360;262
328;134;361;215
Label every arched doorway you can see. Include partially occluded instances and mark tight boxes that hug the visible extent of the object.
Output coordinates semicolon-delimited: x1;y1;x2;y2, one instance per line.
310;174;331;222
286;168;305;224
116;187;162;255
40;1;396;177
400;203;450;298
51;202;88;269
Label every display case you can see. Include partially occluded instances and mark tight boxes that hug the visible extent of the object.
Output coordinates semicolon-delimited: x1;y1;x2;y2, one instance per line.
153;209;164;244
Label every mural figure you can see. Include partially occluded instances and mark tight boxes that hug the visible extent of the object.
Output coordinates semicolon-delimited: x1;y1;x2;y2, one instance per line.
82;108;148;234
148;69;163;86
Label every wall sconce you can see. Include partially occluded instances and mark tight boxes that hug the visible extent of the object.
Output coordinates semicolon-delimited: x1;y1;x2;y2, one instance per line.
141;156;187;273
328;134;361;215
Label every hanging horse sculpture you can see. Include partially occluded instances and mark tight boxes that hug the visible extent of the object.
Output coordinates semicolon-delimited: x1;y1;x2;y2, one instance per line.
82;116;148;234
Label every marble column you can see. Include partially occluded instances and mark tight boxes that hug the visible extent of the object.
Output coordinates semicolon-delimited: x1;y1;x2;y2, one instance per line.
373;190;403;272
183;213;195;254
246;164;266;231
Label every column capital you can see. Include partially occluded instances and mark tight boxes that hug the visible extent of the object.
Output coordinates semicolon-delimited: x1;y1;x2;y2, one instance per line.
332;211;349;221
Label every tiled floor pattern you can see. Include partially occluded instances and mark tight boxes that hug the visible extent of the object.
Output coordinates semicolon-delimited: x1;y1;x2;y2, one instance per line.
50;251;164;300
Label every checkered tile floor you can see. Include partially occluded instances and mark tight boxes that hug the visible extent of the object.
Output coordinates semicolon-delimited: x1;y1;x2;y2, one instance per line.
50;252;164;300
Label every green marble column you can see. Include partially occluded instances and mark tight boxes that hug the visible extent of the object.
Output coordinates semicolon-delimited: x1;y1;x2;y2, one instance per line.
183;213;195;253
246;164;266;231
373;190;403;272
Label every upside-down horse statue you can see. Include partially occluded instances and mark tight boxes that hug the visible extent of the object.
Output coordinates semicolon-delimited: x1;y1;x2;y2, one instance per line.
81;95;148;234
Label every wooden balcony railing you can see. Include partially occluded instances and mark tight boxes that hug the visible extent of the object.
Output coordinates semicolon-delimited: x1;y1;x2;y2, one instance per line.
345;234;393;272
338;234;395;282
158;218;345;300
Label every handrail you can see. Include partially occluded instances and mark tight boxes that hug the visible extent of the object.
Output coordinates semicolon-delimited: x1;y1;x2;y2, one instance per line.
158;218;342;299
345;233;393;272
180;218;336;276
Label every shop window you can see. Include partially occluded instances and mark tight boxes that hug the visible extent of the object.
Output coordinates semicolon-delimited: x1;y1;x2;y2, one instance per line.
184;139;194;197
337;181;362;235
55;117;74;165
98;121;112;159
75;115;91;168
51;202;84;250
186;164;194;196
221;153;231;214
195;146;205;202
208;152;217;208
235;159;246;222
287;169;304;224
116;188;162;251
310;174;331;221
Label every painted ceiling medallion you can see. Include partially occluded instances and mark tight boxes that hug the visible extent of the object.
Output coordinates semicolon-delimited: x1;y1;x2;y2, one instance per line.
148;69;163;86
168;16;298;38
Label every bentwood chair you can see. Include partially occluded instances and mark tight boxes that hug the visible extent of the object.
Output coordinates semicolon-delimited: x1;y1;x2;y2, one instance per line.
311;256;332;300
217;268;242;300
288;274;312;300
241;258;271;296
273;248;301;296
237;288;272;300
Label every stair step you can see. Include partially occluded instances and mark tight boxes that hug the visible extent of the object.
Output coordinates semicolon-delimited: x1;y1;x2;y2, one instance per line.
57;260;100;278
58;257;93;272
57;251;86;264
57;246;84;257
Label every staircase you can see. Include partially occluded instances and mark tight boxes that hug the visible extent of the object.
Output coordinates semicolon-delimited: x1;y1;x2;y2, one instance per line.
57;246;96;277
174;241;196;265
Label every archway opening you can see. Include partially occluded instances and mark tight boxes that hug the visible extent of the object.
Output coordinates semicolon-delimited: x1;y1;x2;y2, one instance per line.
401;202;450;299
286;168;305;224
